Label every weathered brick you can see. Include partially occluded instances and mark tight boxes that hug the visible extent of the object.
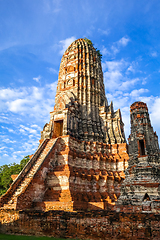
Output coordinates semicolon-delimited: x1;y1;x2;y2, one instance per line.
0;39;160;239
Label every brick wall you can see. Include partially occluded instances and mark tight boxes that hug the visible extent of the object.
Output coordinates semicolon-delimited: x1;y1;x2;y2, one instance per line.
0;209;160;239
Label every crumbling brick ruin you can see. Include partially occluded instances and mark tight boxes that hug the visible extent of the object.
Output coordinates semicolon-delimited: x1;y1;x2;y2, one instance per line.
116;101;160;213
0;39;160;239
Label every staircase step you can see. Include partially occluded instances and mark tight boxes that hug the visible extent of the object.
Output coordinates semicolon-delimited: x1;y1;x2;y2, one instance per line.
10;139;57;201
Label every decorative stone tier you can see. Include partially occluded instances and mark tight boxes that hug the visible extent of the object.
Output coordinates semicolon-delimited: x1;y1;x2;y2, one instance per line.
1;136;129;211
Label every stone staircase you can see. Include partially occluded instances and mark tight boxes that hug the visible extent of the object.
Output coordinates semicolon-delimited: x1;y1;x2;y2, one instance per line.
3;138;57;209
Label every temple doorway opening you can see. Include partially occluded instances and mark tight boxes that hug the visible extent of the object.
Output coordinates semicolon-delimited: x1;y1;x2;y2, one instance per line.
53;120;63;138
139;140;145;156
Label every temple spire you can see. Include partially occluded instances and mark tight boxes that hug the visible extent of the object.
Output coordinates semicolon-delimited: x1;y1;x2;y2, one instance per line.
41;38;126;144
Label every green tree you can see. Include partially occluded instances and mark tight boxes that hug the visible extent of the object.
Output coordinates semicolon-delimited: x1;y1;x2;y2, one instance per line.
84;37;93;45
83;38;102;61
0;155;30;196
95;49;102;60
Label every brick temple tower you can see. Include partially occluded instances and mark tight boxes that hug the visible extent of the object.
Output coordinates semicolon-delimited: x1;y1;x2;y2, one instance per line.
0;38;129;211
116;101;160;212
40;38;126;144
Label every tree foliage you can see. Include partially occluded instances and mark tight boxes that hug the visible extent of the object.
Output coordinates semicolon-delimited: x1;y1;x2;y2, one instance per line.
84;37;93;45
0;155;30;196
83;38;102;61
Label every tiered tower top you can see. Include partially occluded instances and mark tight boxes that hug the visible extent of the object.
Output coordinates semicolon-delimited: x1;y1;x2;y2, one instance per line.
54;38;107;112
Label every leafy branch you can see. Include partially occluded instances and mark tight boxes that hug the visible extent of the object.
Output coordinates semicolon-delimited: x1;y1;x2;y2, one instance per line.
83;38;102;61
95;48;102;60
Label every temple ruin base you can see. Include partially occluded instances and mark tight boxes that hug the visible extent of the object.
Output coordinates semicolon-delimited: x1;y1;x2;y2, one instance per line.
0;209;160;240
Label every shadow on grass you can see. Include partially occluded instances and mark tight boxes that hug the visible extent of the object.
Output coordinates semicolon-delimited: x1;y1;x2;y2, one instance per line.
0;234;78;240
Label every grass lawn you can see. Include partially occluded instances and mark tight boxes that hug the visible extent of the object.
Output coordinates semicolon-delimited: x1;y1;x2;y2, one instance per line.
0;234;78;240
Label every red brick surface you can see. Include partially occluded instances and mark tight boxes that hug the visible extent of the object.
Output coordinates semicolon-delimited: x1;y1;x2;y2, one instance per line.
0;209;160;240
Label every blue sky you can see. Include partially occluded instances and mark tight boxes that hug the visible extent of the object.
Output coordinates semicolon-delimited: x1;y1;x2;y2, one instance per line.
0;0;160;165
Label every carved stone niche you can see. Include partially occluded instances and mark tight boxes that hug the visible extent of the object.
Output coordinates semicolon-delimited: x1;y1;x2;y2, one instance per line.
142;193;151;212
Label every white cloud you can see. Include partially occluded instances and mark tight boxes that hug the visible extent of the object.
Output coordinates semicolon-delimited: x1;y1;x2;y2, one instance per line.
103;59;132;91
32;87;43;100
104;70;122;90
111;45;119;55
98;28;110;36
1;126;14;133
126;65;135;73
128;88;149;97
33;75;41;82
47;67;58;74
2;138;16;144
101;47;110;56
0;146;6;151
0;88;25;100
3;153;9;157
150;51;158;57
103;58;146;93
8;98;30;113
120;78;140;90
43;0;62;13
118;36;130;47
19;125;38;135
138;96;155;107
0;83;56;121
47;81;58;91
31;124;42;131
126;60;139;74
59;36;76;55
0;115;11;124
102;36;130;57
149;97;160;128
103;59;128;72
19;128;26;134
0;41;18;52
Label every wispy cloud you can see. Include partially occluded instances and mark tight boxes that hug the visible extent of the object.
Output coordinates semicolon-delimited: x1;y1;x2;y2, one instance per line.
102;36;130;57
59;36;76;55
118;36;130;47
150;97;160;126
98;28;110;36
19;125;38;135
0;88;26;100
47;67;58;74
103;59;130;91
1;126;14;133
126;60;140;74
2;138;16;144
150;51;158;57
43;0;62;13
103;57;146;93
33;75;41;83
0;83;57;121
125;88;149;97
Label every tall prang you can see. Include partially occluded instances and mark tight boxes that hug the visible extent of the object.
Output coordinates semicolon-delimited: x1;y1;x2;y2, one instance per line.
116;101;160;213
41;38;126;144
0;38;129;211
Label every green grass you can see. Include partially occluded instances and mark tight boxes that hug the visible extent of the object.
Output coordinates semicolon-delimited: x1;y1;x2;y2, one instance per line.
0;234;78;240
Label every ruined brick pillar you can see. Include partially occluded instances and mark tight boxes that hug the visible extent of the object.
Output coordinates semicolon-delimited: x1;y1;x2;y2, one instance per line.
116;101;160;213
